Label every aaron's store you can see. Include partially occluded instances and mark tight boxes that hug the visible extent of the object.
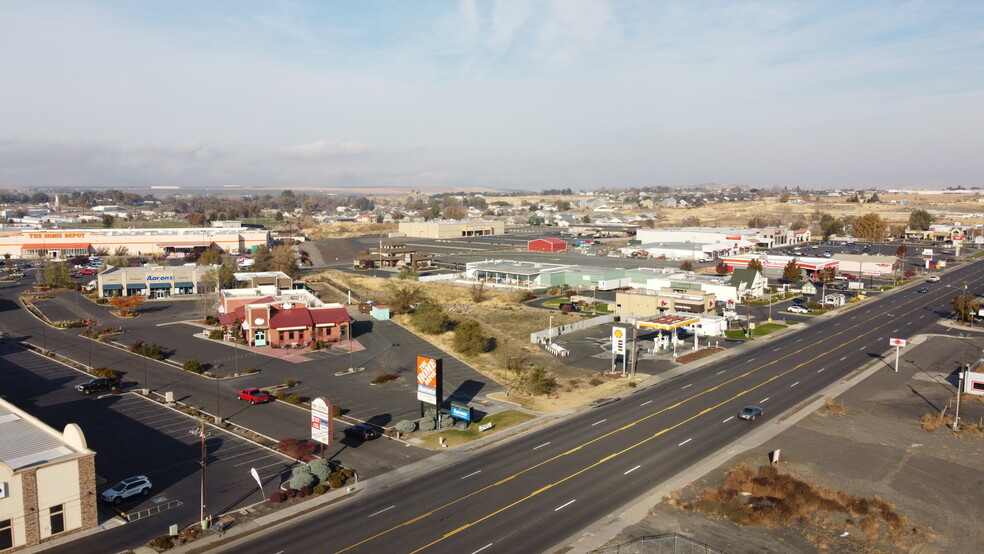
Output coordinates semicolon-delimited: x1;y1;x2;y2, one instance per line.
96;266;214;299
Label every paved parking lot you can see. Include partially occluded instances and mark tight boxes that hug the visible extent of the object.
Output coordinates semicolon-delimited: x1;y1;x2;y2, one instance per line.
549;321;741;376
0;342;297;544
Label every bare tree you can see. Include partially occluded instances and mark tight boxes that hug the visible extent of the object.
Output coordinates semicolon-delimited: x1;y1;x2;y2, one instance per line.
470;282;487;303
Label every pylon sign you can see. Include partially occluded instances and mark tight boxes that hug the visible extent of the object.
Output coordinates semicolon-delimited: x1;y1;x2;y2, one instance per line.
416;355;443;405
612;327;627;355
311;397;333;445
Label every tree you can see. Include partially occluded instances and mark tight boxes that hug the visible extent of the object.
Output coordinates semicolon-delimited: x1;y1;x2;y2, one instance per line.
469;282;487;303
69;255;90;267
782;259;803;282
852;213;887;241
819;266;836;284
894;245;909;282
747;215;771;228
868;192;881;203
680;216;702;227
411;300;452;334
270;245;298;279
952;290;979;326
747;259;764;273
715;261;730;275
250;245;273;271
679;261;693;271
109;295;145;316
197;249;223;266
101;214;115;228
442;204;466;220
387;283;423;314
452;320;494;355
818;213;844;239
908;209;934;231
43;262;75;288
580;215;591;223
106;255;128;268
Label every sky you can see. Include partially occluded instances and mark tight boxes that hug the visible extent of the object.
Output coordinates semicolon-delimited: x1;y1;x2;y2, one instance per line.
1;1;982;191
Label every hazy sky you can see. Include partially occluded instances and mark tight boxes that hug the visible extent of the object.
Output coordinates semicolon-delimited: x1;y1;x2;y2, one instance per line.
1;1;982;191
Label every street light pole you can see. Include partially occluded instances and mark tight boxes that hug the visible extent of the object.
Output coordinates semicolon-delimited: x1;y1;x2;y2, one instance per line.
548;315;554;343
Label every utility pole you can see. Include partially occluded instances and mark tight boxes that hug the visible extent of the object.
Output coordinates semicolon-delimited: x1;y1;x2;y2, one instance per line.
964;282;970;326
190;422;211;528
953;364;966;431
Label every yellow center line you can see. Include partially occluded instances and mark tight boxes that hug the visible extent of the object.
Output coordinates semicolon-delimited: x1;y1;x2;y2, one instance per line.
339;267;983;553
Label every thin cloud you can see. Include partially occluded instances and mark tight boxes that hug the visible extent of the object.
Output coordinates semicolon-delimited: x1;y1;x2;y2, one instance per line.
280;139;371;159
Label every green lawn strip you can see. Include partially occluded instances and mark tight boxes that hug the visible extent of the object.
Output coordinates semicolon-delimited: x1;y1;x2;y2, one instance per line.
751;323;787;336
420;410;536;449
543;298;565;307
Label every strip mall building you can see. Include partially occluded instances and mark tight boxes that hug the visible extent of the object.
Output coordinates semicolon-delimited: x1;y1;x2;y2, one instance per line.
0;228;270;259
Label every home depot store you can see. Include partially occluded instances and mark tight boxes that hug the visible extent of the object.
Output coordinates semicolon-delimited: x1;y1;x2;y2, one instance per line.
0;228;269;259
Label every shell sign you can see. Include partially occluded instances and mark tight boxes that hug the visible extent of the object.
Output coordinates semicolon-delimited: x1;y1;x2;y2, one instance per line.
611;327;627;355
416;355;443;406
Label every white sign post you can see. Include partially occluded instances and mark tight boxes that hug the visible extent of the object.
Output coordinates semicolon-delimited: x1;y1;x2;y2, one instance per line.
889;338;907;372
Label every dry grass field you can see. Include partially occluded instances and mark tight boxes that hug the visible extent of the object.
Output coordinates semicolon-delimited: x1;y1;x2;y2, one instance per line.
304;222;397;239
657;193;984;228
306;270;640;411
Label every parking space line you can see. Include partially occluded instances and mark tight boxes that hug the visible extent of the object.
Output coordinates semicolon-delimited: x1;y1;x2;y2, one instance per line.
250;460;294;472
232;453;282;467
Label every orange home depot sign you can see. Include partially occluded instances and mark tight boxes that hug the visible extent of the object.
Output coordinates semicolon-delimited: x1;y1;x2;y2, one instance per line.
416;355;443;406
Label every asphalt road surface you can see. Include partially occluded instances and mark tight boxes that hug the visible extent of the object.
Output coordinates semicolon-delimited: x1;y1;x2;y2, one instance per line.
214;258;984;553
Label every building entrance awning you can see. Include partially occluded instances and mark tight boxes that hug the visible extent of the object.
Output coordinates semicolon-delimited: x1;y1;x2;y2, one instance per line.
102;284;123;290
159;241;214;248
21;243;91;250
149;283;170;288
126;283;146;289
175;282;194;287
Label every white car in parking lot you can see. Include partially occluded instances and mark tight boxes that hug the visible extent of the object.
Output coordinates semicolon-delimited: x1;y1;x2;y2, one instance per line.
787;305;810;314
100;475;153;505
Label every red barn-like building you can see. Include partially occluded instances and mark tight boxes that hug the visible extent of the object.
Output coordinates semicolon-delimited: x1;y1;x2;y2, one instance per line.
528;237;567;253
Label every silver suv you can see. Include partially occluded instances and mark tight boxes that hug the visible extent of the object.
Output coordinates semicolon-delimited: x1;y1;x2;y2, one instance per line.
100;475;152;505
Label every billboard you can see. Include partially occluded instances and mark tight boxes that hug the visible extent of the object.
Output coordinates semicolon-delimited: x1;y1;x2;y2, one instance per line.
416;355;443;405
310;397;334;446
612;327;627;355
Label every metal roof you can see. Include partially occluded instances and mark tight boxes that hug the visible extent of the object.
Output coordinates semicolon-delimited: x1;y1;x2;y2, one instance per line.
0;404;78;471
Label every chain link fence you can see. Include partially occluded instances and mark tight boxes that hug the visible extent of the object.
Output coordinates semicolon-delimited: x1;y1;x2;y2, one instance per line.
595;533;727;554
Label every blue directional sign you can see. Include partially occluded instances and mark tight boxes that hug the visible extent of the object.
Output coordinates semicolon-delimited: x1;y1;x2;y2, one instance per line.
450;405;471;421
